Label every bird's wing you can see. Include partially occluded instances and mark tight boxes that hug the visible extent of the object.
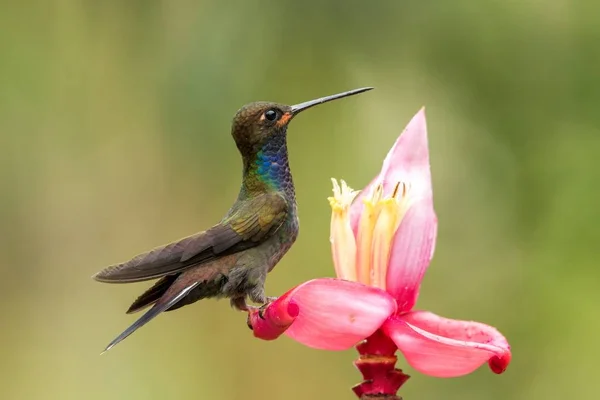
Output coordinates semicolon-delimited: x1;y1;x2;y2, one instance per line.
92;193;289;283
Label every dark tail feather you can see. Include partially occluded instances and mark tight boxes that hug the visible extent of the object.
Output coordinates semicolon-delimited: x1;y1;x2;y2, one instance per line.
126;275;179;314
102;281;200;353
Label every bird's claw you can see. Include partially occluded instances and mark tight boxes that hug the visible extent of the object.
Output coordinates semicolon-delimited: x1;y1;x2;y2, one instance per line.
246;313;253;330
257;304;268;320
245;303;269;330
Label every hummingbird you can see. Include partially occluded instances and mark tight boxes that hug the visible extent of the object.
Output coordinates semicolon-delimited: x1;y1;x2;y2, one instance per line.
93;87;374;352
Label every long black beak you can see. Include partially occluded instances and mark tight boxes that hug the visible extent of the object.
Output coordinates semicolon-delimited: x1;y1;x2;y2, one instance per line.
290;87;374;115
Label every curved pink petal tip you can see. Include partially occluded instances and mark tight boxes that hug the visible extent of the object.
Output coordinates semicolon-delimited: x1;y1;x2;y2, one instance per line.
282;278;396;350
380;107;431;197
383;311;511;378
350;107;432;234
248;295;300;341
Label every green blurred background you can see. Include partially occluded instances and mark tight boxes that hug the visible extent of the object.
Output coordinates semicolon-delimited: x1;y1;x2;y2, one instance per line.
2;1;599;399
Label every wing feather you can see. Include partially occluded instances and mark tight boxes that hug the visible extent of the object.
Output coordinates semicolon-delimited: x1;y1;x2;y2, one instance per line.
92;193;289;283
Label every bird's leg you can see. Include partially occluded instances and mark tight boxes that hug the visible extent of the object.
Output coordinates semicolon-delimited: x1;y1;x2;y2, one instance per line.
244;289;278;320
230;296;259;312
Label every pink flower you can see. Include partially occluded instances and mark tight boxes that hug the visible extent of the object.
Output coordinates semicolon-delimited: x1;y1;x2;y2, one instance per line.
248;108;511;380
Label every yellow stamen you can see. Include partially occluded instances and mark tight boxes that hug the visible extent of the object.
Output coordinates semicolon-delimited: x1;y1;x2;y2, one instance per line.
328;178;358;281
355;184;384;285
370;182;412;289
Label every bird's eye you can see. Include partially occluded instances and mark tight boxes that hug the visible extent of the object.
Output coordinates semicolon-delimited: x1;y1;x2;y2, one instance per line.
264;109;279;121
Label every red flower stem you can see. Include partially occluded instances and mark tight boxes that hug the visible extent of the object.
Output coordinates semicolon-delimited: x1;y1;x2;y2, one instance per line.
352;330;409;399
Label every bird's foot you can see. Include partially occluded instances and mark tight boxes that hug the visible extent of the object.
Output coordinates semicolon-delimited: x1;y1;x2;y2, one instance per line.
231;297;257;312
240;298;265;330
235;296;279;321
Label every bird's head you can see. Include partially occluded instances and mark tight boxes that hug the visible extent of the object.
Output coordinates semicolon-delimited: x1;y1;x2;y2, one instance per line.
231;87;374;155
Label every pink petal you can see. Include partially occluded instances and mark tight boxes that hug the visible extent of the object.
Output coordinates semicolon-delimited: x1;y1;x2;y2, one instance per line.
350;108;432;235
282;278;397;350
379;107;432;198
383;311;511;378
386;198;438;312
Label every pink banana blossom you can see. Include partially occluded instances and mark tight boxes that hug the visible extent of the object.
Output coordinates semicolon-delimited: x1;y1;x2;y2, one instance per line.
247;108;511;399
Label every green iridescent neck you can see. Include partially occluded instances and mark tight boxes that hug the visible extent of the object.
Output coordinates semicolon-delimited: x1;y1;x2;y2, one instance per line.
241;139;294;199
